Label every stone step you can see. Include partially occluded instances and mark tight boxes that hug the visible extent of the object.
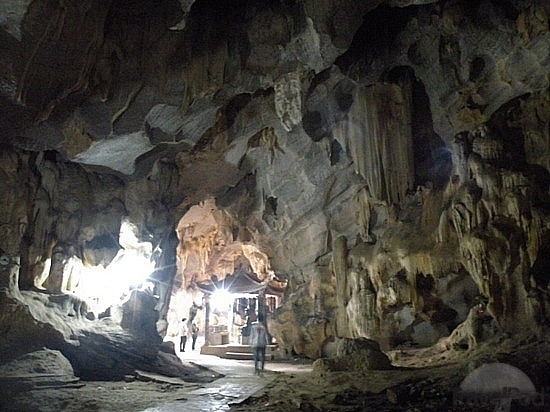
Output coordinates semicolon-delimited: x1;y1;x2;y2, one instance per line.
224;351;254;360
222;345;252;354
218;344;278;354
200;344;279;359
224;352;274;361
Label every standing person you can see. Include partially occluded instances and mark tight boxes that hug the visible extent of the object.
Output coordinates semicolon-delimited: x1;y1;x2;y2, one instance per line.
179;318;188;352
249;314;268;375
191;322;199;350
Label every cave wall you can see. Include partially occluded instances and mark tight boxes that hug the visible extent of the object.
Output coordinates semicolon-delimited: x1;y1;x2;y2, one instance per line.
0;0;549;367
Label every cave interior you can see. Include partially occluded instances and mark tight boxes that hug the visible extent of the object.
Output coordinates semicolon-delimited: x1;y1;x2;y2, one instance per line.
1;0;550;410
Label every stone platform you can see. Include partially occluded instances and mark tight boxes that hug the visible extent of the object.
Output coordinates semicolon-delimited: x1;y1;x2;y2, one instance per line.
200;343;279;360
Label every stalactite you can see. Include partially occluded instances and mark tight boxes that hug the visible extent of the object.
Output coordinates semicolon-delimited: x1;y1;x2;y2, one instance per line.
436;209;450;243
420;186;448;239
181;36;228;115
472;135;504;161
274;71;303;132
355;187;372;242
334;83;414;205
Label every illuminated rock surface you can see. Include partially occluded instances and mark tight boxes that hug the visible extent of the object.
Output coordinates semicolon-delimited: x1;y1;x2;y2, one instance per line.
1;0;550;410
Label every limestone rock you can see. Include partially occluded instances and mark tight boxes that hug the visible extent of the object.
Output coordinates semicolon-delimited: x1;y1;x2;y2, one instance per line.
0;348;80;394
312;337;393;375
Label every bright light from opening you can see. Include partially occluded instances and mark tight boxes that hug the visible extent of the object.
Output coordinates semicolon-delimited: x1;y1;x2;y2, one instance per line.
109;249;154;289
72;249;155;315
211;288;232;311
70;220;155;315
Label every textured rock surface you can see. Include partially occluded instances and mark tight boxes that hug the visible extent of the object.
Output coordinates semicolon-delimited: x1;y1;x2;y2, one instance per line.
0;348;79;394
0;252;211;381
0;0;549;378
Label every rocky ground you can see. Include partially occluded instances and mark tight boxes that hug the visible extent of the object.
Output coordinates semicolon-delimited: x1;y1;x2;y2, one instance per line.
230;334;550;412
0;347;222;412
1;379;202;412
2;335;550;412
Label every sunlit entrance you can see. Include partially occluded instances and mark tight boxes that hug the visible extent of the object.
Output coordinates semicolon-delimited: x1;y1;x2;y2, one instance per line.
35;217;157;317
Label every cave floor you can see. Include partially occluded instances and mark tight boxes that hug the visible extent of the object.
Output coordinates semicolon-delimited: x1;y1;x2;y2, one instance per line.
142;342;314;412
2;335;549;411
227;335;550;412
0;340;314;412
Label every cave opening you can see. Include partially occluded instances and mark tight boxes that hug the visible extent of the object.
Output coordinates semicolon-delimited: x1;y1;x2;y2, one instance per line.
33;217;157;318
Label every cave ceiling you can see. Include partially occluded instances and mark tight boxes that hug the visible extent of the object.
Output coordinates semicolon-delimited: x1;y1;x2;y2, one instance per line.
4;0;539;178
1;0;548;179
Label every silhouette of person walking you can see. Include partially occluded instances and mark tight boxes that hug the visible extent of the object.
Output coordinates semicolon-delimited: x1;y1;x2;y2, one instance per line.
249;314;268;375
191;323;199;350
179;318;188;352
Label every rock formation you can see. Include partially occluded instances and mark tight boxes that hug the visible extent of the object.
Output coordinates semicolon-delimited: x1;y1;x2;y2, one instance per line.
0;0;549;384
